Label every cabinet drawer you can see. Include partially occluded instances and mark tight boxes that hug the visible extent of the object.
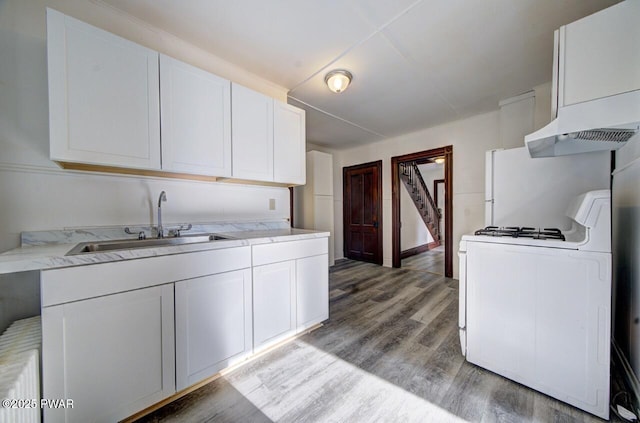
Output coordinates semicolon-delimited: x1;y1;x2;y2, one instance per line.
252;238;328;266
41;246;251;307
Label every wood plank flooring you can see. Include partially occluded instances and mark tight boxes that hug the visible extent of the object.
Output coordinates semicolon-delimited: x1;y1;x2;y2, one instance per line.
401;245;444;274
134;258;618;423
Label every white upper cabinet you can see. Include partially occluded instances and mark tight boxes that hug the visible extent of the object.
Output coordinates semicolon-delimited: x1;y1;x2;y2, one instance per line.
231;83;274;181
274;101;306;185
47;8;161;170
47;9;305;185
160;55;231;176
557;0;640;110
232;83;306;185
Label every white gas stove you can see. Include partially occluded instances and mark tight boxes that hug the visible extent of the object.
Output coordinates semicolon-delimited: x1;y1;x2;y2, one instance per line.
458;190;611;419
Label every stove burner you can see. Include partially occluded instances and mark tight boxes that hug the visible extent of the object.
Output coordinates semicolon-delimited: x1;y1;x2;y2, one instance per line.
474;226;565;241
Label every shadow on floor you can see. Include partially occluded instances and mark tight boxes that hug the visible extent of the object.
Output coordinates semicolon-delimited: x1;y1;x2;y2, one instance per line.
133;378;272;423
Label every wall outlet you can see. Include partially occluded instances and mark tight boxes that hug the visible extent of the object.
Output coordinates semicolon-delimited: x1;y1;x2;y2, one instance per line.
269;198;276;210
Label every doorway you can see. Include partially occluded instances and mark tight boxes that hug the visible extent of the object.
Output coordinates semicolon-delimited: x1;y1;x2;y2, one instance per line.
343;161;383;265
391;146;453;277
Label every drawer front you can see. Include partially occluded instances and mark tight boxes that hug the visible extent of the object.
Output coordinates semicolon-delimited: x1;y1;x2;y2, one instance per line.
252;238;328;266
41;246;251;307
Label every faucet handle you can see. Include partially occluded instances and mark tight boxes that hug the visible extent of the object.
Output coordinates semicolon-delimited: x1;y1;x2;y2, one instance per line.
177;223;192;232
124;227;148;240
166;224;192;238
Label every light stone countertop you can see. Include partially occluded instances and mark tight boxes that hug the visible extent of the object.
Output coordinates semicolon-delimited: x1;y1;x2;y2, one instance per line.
0;228;329;275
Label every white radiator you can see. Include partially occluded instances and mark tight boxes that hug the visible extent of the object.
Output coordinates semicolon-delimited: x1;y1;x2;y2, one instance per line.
0;316;42;423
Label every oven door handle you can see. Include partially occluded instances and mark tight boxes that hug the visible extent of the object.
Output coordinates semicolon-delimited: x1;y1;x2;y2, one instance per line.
458;247;467;357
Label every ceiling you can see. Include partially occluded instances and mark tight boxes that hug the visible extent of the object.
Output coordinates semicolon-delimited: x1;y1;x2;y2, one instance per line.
99;0;620;149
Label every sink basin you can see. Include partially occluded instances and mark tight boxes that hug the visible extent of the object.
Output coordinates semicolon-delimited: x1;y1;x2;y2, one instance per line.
66;234;231;255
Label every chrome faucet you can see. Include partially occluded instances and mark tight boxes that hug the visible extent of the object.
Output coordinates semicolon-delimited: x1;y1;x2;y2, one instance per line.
157;191;167;238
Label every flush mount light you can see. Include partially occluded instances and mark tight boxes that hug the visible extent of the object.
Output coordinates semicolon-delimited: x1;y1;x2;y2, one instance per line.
434;157;445;164
324;69;353;93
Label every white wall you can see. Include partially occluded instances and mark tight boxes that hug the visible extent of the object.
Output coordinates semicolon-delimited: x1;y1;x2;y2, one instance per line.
499;92;535;150
0;0;292;254
332;110;503;275
613;133;640;386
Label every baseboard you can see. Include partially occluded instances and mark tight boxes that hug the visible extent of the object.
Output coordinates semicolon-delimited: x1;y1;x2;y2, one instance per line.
427;240;440;249
400;243;431;259
612;339;640;413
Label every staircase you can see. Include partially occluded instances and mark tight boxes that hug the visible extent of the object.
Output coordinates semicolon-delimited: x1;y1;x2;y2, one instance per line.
399;161;441;246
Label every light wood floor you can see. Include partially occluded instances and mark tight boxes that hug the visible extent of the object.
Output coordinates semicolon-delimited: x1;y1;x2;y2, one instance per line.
135;258;617;423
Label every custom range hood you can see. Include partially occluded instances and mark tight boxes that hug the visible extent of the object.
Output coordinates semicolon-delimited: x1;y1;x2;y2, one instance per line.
525;89;640;158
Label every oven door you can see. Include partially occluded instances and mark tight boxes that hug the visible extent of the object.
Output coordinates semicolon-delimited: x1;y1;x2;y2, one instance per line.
465;240;611;419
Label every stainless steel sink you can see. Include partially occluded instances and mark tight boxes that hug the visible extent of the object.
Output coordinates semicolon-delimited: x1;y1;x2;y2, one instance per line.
66;234;231;255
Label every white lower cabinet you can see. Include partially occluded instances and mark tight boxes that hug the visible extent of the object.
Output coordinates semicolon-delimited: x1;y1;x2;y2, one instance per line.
42;284;175;423
253;260;296;350
296;254;329;332
40;239;328;421
175;269;252;390
252;238;330;347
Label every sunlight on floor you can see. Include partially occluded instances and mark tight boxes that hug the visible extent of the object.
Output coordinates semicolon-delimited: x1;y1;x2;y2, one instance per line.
228;341;467;422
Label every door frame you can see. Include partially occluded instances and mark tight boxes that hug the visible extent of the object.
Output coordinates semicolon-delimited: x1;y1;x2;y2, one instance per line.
343;160;383;265
433;179;445;209
391;146;453;277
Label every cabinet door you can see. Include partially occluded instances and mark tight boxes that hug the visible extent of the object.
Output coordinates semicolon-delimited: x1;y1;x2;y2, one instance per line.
253;260;296;349
231;83;274;181
296;254;329;332
42;284;175;423
175;269;252;390
160;55;231;176
274;101;306;185
47;9;161;169
559;0;640;107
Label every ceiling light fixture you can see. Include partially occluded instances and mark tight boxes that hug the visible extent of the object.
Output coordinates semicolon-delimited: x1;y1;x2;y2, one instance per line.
434;157;445;164
324;69;353;93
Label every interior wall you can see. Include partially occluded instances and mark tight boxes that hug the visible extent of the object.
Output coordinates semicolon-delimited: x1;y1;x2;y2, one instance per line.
533;82;553;131
613;133;640;386
417;164;445;199
499;92;535;150
332;110;503;275
0;272;40;334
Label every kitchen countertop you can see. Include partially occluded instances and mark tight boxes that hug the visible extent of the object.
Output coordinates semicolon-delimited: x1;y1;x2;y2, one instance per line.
0;228;329;275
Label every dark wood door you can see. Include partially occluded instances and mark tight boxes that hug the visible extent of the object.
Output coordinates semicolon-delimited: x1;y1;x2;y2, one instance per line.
343;161;382;265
